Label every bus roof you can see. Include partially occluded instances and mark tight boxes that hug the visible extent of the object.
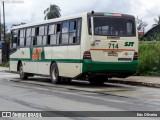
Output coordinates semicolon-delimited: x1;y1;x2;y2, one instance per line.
11;12;135;30
11;12;88;30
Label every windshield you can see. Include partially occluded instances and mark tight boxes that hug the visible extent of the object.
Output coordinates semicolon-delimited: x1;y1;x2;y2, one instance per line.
89;17;136;37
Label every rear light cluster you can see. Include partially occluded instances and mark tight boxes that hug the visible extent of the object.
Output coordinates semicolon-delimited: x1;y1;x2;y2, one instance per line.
133;52;138;60
83;51;91;59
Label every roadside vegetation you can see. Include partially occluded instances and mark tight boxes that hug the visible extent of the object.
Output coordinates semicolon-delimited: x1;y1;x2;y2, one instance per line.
139;34;160;76
0;62;9;67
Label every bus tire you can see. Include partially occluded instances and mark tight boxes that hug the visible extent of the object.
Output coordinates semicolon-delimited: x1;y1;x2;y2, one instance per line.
89;76;107;85
50;62;61;84
19;62;28;80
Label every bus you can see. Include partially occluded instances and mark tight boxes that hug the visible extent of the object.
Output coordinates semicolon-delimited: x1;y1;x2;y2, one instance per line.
10;12;138;85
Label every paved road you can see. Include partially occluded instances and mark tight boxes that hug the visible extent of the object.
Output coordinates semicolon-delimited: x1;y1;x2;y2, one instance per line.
0;72;160;120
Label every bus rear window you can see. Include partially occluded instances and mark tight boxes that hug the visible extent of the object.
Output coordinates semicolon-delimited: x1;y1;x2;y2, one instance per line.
89;17;136;37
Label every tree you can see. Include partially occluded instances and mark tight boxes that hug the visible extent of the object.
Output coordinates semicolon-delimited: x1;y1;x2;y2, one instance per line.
152;15;160;27
137;17;148;32
44;4;61;20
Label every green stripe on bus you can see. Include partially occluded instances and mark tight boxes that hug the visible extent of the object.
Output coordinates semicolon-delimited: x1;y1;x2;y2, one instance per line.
9;58;83;63
10;58;138;72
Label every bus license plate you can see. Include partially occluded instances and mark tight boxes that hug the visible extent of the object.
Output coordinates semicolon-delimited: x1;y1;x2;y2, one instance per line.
108;51;118;56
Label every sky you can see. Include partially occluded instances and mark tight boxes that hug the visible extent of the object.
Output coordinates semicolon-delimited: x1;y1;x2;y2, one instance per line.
2;0;160;32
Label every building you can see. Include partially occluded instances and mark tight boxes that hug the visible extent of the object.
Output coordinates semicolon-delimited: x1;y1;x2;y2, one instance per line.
142;25;160;40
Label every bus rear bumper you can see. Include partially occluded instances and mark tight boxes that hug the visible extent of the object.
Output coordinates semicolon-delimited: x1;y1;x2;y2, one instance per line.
80;60;138;78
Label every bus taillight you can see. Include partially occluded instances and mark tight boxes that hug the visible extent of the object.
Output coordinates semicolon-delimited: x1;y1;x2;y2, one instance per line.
133;52;138;60
83;51;91;59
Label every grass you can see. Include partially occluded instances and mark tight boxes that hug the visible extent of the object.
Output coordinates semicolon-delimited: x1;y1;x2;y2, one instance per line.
0;62;9;67
138;37;160;76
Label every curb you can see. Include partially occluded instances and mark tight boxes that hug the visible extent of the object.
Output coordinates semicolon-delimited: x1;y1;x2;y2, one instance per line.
0;70;17;74
108;79;160;88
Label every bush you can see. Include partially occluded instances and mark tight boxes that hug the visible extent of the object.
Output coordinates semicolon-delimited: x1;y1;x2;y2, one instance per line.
0;62;9;67
138;42;160;76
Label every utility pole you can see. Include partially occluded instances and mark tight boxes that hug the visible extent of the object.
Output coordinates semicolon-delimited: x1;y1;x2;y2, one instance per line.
2;1;5;43
0;4;1;63
0;3;1;42
2;1;8;63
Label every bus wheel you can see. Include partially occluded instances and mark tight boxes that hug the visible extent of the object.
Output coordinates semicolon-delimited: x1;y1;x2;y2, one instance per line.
89;76;107;85
50;63;61;84
19;63;28;80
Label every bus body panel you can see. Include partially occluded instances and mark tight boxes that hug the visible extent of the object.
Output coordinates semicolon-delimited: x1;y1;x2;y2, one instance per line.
90;38;137;63
44;47;52;59
67;45;81;77
57;63;81;78
10;48;30;59
80;13;138;77
82;59;138;73
37;62;50;75
10;12;138;80
10;61;18;72
37;47;51;75
24;61;37;74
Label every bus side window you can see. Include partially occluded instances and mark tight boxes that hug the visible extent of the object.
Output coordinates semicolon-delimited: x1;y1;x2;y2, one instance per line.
36;27;39;36
37;26;44;46
32;37;37;46
56;23;62;44
69;21;76;44
61;22;69;44
42;26;48;45
31;27;37;46
17;30;20;46
76;19;81;44
11;30;18;49
48;24;57;45
19;29;25;47
12;37;17;48
26;28;32;46
30;28;36;46
31;28;35;36
68;19;81;44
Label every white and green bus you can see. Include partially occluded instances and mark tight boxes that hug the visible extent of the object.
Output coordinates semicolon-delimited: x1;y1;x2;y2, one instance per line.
10;12;138;85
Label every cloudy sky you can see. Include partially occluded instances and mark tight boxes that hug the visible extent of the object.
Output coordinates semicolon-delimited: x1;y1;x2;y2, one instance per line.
2;0;160;31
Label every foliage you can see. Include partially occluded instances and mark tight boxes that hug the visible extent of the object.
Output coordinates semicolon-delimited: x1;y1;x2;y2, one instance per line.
152;15;160;27
0;62;9;67
141;33;160;41
44;4;61;20
0;24;8;33
138;34;143;40
6;33;12;43
137;17;148;32
138;42;160;76
152;33;160;41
